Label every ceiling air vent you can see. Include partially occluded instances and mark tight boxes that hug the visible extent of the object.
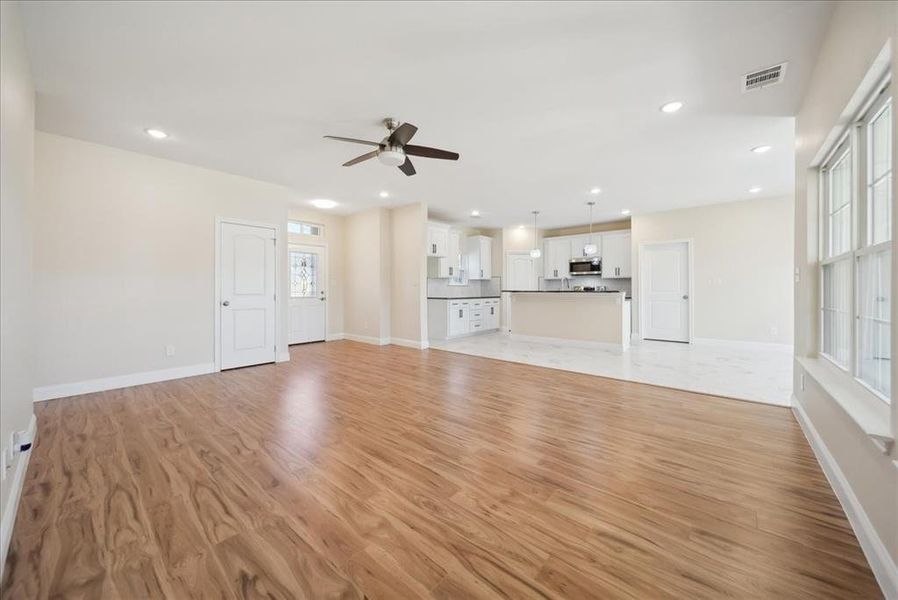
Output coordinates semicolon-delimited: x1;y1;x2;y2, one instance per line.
742;62;787;92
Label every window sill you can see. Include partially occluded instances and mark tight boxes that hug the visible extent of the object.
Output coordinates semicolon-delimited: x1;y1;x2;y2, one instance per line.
796;356;893;452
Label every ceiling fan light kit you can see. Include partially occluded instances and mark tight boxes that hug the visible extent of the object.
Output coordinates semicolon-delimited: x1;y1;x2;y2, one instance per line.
324;117;459;176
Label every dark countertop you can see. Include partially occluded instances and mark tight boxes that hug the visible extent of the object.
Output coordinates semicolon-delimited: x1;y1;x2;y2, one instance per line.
502;290;631;299
427;296;500;300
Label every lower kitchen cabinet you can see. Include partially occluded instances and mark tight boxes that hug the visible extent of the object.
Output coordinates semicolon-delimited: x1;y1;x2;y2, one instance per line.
428;298;500;340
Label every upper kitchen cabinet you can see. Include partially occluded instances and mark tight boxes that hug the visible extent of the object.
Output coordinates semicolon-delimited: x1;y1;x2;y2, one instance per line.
602;230;632;278
544;237;571;279
466;235;492;279
447;229;463;276
427;222;449;257
570;234;601;259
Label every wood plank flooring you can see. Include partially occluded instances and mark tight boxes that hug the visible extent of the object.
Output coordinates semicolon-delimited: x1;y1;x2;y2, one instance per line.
1;340;881;599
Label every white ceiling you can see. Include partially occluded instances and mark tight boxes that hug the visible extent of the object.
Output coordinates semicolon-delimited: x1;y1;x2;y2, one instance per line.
21;1;831;229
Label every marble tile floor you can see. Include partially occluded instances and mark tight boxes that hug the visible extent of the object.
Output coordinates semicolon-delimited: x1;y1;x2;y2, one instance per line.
428;333;793;406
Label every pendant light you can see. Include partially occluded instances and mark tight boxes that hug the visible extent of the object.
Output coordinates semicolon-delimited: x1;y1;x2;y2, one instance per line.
583;201;598;256
529;211;542;258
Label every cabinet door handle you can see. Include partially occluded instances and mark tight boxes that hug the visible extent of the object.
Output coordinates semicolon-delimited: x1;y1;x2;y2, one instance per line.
480;269;483;277
459;309;463;318
449;266;453;276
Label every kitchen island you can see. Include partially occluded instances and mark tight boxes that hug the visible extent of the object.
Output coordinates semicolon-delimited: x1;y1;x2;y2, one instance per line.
502;290;631;349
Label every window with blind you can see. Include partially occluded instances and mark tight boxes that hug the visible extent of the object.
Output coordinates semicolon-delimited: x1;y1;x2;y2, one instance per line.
819;80;892;402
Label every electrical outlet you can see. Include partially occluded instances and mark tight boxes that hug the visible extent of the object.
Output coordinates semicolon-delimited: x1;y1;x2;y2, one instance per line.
165;344;175;357
769;326;779;337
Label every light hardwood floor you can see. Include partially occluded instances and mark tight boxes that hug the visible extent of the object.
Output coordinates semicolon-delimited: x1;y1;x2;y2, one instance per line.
1;341;881;599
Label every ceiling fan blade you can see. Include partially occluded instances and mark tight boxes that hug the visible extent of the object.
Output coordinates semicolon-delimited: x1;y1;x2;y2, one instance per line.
324;135;380;147
342;150;378;167
398;157;416;176
388;123;418;146
404;144;459;161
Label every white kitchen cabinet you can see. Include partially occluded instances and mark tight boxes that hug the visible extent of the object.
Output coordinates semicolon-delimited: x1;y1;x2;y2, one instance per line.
427;229;465;279
544;237;571;279
466;235;492;280
447;229;463;278
602;231;632;278
484;299;500;330
570;233;601;259
427;223;449;257
448;300;469;336
427;298;499;340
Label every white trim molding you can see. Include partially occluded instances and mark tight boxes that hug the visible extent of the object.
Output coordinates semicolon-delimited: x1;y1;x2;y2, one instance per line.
325;333;346;341
390;338;430;350
343;334;390;346
1;414;37;579
792;398;898;599
33;363;215;402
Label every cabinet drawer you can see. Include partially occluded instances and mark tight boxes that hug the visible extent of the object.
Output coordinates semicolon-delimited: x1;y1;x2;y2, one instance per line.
469;319;484;331
471;309;484;319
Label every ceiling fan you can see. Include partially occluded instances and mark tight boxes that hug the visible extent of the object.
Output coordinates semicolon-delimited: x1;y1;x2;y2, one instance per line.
324;118;459;176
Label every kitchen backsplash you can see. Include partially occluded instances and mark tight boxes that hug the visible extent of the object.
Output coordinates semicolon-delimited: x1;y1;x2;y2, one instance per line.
541;276;631;295
428;277;501;298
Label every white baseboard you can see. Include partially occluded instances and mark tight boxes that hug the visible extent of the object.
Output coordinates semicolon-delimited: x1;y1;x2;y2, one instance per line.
325;333;345;341
33;362;215;402
276;352;290;363
792;398;898;599
343;334;390;346
390;338;429;350
1;414;36;580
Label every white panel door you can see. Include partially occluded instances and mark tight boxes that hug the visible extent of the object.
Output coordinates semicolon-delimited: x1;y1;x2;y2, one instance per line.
642;241;690;342
289;245;327;344
507;253;536;290
220;222;277;369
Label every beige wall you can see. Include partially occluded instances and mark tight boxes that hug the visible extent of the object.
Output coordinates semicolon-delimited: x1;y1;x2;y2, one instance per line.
631;195;794;345
792;0;898;584
33;132;290;388
0;0;35;549
390;203;427;344
343;208;389;341
287;206;346;336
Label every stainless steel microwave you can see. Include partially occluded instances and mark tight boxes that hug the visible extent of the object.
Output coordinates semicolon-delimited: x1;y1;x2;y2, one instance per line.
569;257;601;276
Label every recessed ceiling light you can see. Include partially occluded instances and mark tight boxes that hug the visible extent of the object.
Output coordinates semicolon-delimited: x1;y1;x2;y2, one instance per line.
621;209;631;215
145;128;167;139
471;210;480;217
378;191;389;198
748;186;762;194
751;145;772;154
660;101;684;114
590;187;601;195
310;198;337;209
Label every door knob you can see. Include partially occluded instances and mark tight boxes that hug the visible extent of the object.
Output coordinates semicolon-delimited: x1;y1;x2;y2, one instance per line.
320;297;326;302
682;295;689;300
222;300;230;306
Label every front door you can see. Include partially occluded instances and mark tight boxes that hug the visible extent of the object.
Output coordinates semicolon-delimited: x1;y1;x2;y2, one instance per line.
289;245;327;344
220;222;278;369
642;241;690;342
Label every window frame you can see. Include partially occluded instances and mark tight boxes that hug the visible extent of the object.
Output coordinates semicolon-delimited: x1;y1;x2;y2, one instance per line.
818;76;892;403
288;220;325;238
